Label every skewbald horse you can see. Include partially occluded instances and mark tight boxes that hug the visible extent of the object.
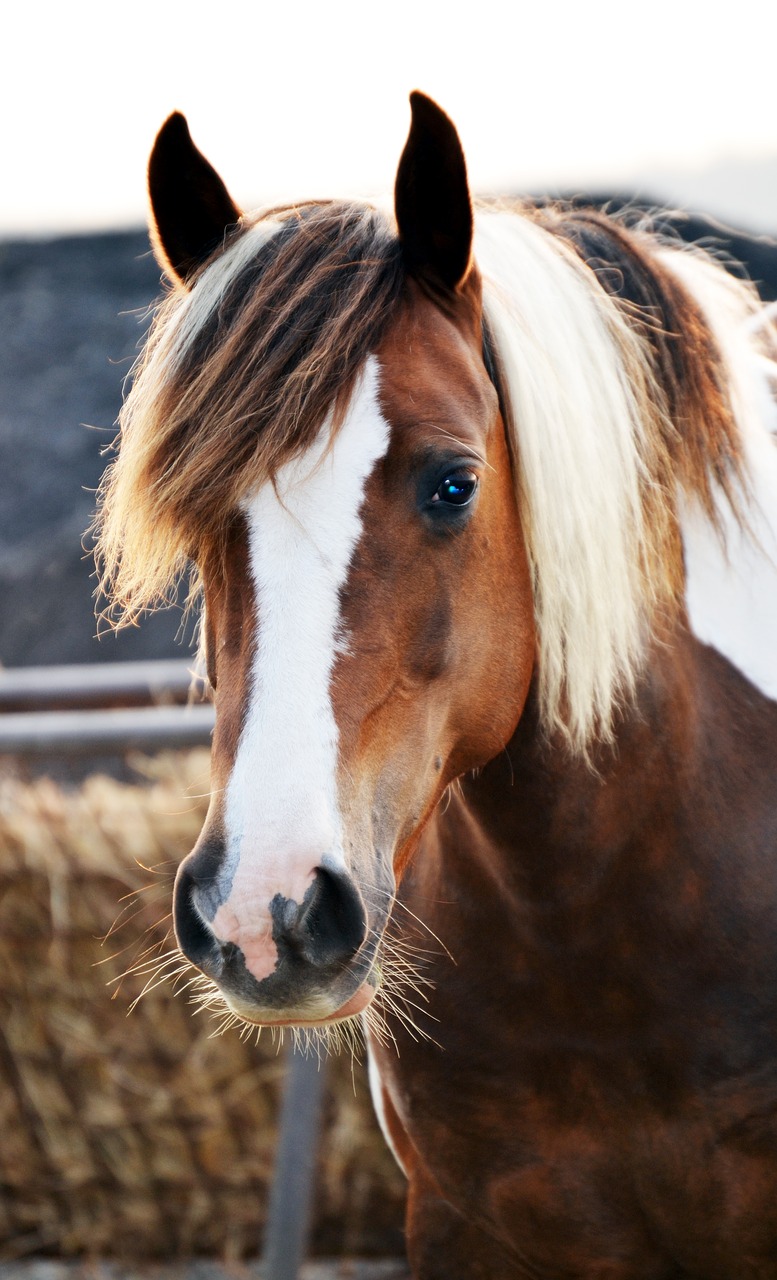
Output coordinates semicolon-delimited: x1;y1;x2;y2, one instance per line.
97;95;777;1277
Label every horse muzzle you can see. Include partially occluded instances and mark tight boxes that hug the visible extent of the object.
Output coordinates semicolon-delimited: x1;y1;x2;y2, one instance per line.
173;853;379;1025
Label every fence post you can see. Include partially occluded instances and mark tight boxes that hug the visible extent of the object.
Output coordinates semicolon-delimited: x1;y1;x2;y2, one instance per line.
262;1046;329;1279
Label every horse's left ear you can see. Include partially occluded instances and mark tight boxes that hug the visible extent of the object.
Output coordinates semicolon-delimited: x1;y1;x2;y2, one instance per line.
147;112;242;286
394;91;473;292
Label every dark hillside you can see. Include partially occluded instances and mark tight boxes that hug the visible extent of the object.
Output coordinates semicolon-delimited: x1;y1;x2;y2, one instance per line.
0;231;187;667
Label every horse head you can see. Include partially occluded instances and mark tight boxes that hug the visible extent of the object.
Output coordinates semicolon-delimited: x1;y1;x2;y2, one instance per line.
140;96;536;1029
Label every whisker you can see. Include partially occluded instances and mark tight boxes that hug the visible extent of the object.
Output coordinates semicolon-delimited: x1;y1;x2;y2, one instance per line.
108;946;182;986
127;962;193;1012
373;887;456;963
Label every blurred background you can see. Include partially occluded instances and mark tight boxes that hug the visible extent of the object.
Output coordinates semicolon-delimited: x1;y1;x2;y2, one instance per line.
0;0;775;1268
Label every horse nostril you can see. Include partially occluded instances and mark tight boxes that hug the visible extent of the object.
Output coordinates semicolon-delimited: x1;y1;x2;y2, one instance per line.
174;863;219;969
271;866;367;970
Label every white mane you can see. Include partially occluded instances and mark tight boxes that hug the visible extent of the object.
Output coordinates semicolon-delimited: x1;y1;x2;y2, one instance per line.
476;210;667;748
475;209;777;749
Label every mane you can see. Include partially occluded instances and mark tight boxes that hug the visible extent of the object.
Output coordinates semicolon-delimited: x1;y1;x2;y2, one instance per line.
475;204;775;746
95;197;777;751
95;202;404;621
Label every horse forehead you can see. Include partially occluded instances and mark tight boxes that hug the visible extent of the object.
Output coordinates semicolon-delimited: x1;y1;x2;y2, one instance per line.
207;313;496;613
206;360;392;621
375;289;497;447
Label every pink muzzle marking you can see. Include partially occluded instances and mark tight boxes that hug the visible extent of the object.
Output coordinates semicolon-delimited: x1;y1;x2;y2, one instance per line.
211;866;317;983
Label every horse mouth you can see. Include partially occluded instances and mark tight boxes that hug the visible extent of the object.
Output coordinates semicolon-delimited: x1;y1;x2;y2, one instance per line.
219;971;378;1028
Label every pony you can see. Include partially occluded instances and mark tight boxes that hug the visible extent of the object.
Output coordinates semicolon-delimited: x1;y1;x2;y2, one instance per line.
96;94;777;1277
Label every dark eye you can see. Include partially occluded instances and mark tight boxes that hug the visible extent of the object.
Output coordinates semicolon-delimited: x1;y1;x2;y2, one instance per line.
431;470;479;507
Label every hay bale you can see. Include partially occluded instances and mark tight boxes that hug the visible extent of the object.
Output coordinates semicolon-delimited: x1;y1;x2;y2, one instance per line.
0;753;404;1261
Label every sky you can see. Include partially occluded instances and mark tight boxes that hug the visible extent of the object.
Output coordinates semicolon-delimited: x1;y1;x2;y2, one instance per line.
3;0;777;237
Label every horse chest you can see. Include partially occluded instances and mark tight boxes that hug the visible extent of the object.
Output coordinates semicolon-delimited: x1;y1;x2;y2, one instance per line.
372;1035;777;1276
373;838;777;1277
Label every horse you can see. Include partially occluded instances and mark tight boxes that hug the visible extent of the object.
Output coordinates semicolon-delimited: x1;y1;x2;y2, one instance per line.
96;93;777;1277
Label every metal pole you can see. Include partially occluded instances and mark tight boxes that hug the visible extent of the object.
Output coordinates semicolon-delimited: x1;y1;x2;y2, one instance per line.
0;658;196;710
262;1047;329;1280
0;703;214;754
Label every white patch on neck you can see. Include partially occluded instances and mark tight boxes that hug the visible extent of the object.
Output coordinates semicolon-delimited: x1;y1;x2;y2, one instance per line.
664;248;777;702
367;1047;407;1176
216;357;389;977
683;423;777;702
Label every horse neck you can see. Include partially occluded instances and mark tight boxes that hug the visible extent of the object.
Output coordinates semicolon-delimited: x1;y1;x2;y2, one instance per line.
428;622;706;916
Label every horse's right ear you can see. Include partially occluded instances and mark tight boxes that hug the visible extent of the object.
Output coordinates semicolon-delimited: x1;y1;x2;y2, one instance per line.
148;113;242;286
394;92;473;293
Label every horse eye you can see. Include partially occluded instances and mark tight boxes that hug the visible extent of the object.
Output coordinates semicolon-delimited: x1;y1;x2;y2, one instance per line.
431;471;479;507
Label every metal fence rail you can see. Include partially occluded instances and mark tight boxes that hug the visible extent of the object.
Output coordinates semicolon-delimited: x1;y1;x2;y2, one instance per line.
0;658;196;711
0;659;213;754
0;703;215;754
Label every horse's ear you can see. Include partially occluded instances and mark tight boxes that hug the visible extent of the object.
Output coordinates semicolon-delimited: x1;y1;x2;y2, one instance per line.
148;112;242;286
394;91;473;292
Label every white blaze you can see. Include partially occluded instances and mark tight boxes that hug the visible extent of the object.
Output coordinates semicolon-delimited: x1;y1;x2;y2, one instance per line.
214;358;390;980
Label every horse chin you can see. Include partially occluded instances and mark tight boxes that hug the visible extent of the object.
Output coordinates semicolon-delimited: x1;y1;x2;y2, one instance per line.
220;975;377;1029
